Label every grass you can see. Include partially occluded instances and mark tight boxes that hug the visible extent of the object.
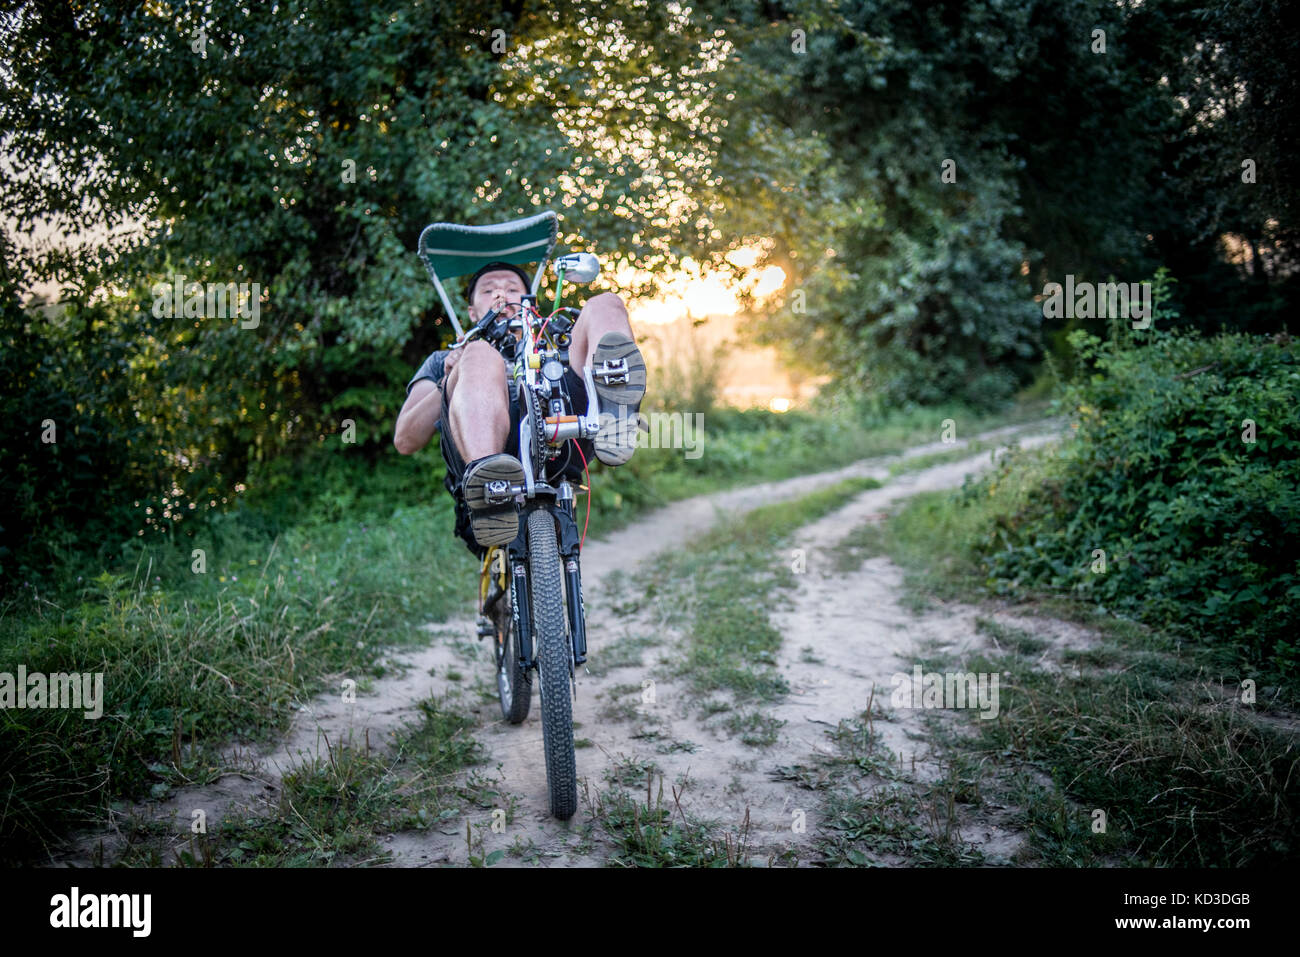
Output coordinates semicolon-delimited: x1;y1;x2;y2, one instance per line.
973;616;1049;656
506;834;541;862
603;754;661;787
971;649;1293;865
806;710;991;867
837;457;1300;866
0;493;475;862
582;772;755;867
583;632;659;678
219;740;403;867
724;709;786;748
829;488;998;612
884;438;1003;478
141;696;486;867
1;385;1047;863
901;636;1300;866
596;682;660;726
650;476;884;715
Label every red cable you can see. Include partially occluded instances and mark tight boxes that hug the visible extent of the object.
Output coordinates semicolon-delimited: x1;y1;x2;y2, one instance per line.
535;305;571;352
535;307;560;350
572;439;591;549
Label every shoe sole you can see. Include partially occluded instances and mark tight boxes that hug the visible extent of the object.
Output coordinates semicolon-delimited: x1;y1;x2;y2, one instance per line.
590;332;647;466
463;454;525;546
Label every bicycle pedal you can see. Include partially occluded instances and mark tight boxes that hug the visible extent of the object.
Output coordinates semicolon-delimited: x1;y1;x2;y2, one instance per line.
475;616;495;639
593;357;629;385
483;478;513;503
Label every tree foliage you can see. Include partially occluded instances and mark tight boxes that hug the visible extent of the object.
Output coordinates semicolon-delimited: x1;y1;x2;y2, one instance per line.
698;0;1299;404
2;0;1298;579
974;319;1300;677
0;0;775;577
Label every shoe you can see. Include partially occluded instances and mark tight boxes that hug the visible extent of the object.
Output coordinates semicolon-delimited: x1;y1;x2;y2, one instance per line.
462;453;524;546
589;331;647;466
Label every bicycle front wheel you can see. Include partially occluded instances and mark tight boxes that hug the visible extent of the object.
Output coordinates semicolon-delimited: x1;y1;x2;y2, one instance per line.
526;508;578;820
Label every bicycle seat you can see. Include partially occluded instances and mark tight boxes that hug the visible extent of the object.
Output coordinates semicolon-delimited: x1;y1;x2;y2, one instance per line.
417;210;559;338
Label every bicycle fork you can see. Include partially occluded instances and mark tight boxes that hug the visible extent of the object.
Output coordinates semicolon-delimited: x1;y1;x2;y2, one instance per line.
554;494;588;667
505;498;589;675
506;539;535;674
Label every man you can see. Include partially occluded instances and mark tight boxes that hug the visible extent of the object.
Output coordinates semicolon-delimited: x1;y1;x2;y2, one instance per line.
393;260;645;551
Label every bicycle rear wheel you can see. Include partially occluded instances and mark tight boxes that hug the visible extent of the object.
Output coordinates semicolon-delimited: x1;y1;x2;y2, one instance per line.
526;507;578;819
494;587;531;724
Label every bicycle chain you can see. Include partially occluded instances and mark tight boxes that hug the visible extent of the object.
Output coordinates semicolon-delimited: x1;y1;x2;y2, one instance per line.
523;381;549;477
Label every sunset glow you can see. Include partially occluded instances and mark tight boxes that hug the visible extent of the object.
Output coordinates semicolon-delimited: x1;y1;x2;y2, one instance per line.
617;243;786;326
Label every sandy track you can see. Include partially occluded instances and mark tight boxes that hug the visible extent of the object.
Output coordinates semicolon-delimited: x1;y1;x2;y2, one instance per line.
51;422;1064;867
385;424;1063;865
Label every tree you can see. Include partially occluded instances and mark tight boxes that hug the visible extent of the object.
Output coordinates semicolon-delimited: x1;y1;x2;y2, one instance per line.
697;0;1298;404
0;0;758;572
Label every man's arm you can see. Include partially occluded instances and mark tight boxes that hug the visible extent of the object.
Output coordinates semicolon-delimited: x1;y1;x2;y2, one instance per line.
393;379;443;454
394;348;461;454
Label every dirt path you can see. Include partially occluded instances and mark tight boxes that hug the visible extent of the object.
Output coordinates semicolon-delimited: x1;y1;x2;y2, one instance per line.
55;422;1068;867
397;428;1067;866
382;423;1063;866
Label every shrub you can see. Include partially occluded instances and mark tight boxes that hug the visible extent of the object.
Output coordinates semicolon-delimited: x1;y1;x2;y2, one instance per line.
973;323;1300;678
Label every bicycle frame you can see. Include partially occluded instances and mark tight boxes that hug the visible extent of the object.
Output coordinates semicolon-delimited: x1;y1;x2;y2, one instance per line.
421;210;598;816
476;277;602;674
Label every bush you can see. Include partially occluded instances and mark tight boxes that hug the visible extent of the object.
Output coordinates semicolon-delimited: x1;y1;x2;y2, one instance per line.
973;324;1300;678
0;295;168;586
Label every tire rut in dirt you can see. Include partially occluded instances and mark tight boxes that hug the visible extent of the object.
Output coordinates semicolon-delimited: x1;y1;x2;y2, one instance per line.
526;508;578;820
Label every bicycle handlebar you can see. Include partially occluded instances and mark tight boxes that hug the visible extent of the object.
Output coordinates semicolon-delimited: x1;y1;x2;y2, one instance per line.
454;299;579;358
452;305;502;346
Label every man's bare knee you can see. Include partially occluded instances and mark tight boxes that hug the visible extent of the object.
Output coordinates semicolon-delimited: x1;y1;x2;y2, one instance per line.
581;292;629;320
446;341;505;402
460;339;505;375
573;293;633;366
447;340;510;462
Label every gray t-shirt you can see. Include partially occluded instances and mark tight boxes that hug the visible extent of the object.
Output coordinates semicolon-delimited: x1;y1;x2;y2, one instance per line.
406;349;449;396
406;348;513;396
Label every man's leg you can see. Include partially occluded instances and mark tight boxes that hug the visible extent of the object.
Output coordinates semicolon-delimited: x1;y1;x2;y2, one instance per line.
445;340;510;461
569;292;633;370
444;340;524;546
570;292;647;466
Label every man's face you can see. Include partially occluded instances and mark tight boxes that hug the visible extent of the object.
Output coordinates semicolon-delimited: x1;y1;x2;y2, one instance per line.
468;269;528;322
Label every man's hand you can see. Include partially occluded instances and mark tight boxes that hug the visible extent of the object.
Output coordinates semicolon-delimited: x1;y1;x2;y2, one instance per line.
444;348;461;377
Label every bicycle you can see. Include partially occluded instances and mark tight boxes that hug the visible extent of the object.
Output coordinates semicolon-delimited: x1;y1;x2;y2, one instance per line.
417;210;618;820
